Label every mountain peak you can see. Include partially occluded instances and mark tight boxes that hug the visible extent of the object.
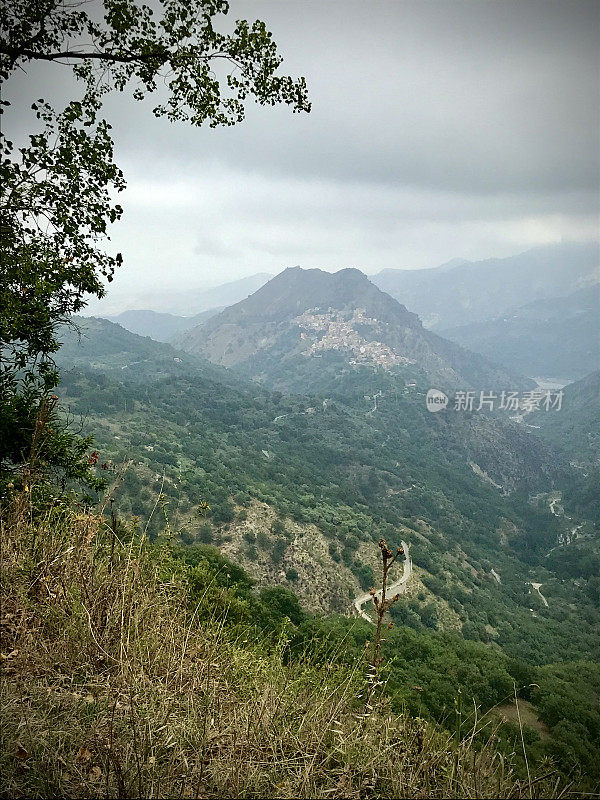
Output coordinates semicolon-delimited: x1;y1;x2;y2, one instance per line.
211;266;414;326
178;266;525;392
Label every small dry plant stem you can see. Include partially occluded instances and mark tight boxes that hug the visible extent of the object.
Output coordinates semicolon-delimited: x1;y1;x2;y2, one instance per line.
364;538;403;714
514;682;533;798
370;538;403;669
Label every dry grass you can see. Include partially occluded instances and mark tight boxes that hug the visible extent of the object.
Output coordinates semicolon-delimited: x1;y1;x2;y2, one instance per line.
1;496;565;798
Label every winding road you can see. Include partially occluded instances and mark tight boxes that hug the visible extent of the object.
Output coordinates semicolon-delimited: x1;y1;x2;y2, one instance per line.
549;495;563;517
353;540;412;623
547;493;585;551
530;582;549;608
531;493;587;607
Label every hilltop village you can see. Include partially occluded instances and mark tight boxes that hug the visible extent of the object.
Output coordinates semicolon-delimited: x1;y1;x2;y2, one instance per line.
294;307;415;369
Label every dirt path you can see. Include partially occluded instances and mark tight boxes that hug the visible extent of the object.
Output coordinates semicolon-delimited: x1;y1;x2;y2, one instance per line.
549;495;563;517
353;540;411;623
530;582;549;608
546;494;586;553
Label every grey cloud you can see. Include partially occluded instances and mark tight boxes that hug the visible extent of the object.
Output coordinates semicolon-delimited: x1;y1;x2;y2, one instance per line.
4;0;599;311
91;0;599;196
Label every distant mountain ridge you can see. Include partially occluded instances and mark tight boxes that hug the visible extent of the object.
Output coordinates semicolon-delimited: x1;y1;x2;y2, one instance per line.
99;273;276;341
105;307;223;342
89;271;272;320
178;266;530;392
98;243;598;350
174;272;273;316
441;285;599;381
371;241;599;330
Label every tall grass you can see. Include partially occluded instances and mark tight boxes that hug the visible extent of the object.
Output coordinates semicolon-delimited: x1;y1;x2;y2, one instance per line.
1;495;564;798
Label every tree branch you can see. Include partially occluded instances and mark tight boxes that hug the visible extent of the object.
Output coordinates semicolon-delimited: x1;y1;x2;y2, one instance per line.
1;45;238;69
1;46;167;65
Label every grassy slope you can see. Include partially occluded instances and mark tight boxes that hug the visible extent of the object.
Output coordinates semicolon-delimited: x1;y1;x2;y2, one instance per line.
0;498;558;799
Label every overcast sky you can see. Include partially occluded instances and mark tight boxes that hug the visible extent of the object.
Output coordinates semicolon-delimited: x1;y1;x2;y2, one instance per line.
7;0;600;313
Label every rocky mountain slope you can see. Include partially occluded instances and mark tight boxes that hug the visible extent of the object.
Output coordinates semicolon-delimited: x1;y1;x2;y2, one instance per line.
178;267;529;393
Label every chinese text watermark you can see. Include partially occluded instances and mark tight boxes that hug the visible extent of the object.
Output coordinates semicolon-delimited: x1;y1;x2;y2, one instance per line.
426;389;563;413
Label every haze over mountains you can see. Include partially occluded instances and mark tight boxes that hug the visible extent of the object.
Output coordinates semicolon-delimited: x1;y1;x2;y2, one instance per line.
371;241;599;330
102;272;273;329
105;306;223;342
104;241;599;382
102;273;275;340
177;266;529;392
443;285;599;381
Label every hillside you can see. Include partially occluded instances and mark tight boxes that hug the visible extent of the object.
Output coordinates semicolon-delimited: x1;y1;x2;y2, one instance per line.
38;314;600;791
5;300;596;793
178;267;529;393
55;316;245;389
3;497;585;798
53;320;600;668
371;241;599;330
104;306;222;342
5;0;598;795
441;286;599;380
532;371;600;526
532;370;600;466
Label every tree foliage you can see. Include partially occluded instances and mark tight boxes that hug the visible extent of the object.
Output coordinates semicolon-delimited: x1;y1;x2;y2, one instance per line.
0;0;309;485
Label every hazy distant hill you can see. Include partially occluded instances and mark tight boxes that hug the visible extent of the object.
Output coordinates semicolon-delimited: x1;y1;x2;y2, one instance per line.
178;266;529;392
56;316;241;387
441;285;599;380
532;370;600;466
156;272;273;316
100;272;274;339
371;241;599;330
105;306;222;342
